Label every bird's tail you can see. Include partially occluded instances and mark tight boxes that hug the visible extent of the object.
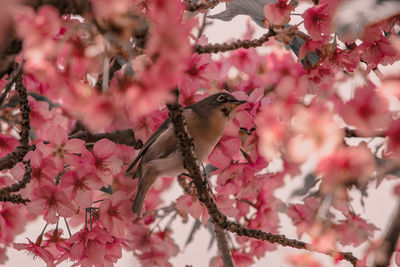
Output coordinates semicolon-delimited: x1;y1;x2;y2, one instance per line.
132;188;146;216
132;170;158;216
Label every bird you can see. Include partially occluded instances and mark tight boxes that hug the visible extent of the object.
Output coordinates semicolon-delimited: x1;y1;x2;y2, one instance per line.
126;92;246;216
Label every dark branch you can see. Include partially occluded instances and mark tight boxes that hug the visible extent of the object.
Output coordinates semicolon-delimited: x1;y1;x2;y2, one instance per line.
0;64;22;107
0;160;31;204
167;89;358;266
185;0;221;12
69;129;143;149
215;226;234;267
373;199;400;267
0;72;31;170
344;128;386;138
0;161;31;194
194;31;276;54
178;174;234;265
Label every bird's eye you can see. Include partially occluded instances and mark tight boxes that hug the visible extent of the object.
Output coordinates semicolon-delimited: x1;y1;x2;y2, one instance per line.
216;94;227;103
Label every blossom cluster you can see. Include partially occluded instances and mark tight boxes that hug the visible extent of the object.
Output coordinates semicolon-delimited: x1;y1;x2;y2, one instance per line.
0;0;399;266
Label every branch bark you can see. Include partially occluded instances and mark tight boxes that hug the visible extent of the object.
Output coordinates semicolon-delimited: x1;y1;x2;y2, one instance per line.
194;31;276;54
167;90;358;266
69;129;143;149
185;0;221;12
0;70;31;171
215;226;235;267
373;198;400;267
0;160;31;204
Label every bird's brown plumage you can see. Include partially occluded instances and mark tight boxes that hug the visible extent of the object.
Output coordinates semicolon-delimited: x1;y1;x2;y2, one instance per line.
127;92;246;215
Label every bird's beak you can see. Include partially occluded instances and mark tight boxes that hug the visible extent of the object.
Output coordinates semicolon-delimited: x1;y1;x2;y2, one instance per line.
229;100;247;108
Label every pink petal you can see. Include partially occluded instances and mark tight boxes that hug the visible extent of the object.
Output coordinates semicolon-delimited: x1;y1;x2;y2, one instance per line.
64;139;85;154
93;138;115;159
27;199;47;214
209;146;231;168
44;207;58;224
47;125;68;146
74;189;93;208
36;142;53;157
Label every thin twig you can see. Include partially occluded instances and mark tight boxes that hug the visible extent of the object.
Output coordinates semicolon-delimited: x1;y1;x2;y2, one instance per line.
0;73;31;170
197;10;210;38
215;226;235;267
69;129;143;149
185;0;221;12
0;160;31;204
0;64;22;107
373;198;400;267
194;31;276;54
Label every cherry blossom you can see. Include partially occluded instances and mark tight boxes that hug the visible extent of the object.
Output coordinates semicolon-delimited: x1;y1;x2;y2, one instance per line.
58;225;120;266
338;82;391;136
81;138;122;186
36;125;85;168
27;184;75;224
303;3;332;41
264;0;294;26
13;238;55;267
2;0;400;266
99;191;133;237
0;134;18;157
59;167;100;208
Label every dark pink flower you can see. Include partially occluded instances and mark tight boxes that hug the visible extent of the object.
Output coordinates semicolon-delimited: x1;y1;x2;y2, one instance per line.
385;118;400;158
264;0;294;25
81;138;122;186
61;226;116;266
27;184;75;224
208;136;241;168
317;143;375;192
176;193;209;224
287;197;320;237
36;125;85;168
303;4;332;41
335;213;378;246
59;167;101;208
127;223;179;267
0;203;28;245
358;35;400;71
42;229;69;259
229;48;261;76
232;251;254;267
24;150;60;186
0;134;18;157
99;192;132;237
339;83;391;136
179;53;218;105
232;88;265;131
13;238;55;267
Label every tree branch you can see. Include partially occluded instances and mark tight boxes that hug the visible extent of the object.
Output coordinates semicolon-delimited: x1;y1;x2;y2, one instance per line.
185;0;221;12
0;64;22;107
0;160;31;204
178;174;234;266
167;89;358;266
69;129;143;149
373;198;400;267
215;226;235;267
0;71;31;171
194;31;276;54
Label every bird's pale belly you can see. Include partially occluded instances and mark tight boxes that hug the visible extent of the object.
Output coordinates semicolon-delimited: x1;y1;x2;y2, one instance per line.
149;136;220;179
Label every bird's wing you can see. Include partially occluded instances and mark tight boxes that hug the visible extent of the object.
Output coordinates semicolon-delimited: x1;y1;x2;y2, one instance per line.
126;117;171;173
